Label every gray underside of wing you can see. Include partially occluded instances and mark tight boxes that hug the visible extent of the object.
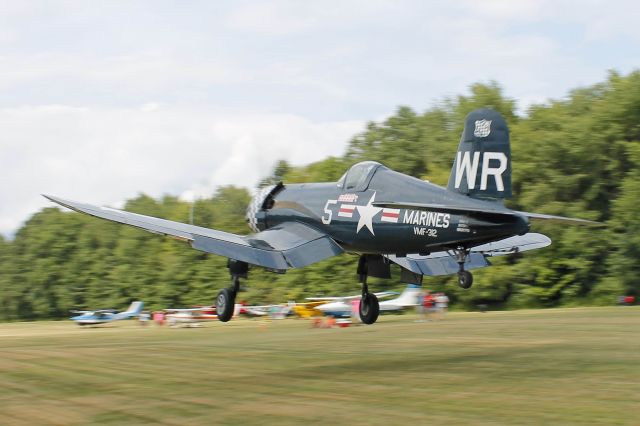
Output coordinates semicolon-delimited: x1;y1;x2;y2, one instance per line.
44;195;343;270
387;252;490;276
386;233;550;276
192;222;344;269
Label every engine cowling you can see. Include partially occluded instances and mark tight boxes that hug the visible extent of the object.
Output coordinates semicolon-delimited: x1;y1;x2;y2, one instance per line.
246;183;283;232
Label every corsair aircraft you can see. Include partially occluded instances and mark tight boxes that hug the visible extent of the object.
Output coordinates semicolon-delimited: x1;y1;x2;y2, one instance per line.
46;109;596;325
70;301;143;326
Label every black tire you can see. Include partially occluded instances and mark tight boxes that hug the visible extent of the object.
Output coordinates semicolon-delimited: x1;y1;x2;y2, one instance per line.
458;270;473;289
359;293;380;325
216;288;236;322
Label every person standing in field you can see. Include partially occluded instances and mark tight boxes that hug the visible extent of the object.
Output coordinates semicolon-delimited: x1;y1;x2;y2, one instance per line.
415;288;425;322
422;291;435;321
435;293;450;320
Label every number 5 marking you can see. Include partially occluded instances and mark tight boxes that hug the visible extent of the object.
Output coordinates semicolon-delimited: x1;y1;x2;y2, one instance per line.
322;200;337;224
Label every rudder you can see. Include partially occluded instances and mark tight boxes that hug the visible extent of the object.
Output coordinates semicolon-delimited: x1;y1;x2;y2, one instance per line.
447;109;512;200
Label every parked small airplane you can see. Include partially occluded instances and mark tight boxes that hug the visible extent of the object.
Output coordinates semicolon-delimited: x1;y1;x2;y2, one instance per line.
306;285;419;319
46;109;597;325
70;301;143;326
238;303;293;318
379;284;422;311
306;291;398;318
164;307;218;327
290;301;330;318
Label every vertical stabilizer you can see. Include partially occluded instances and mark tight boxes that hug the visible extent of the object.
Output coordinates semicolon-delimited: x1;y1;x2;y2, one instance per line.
119;301;143;318
447;109;512;200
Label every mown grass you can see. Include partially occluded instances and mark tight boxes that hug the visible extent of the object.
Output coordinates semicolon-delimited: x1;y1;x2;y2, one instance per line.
0;307;638;425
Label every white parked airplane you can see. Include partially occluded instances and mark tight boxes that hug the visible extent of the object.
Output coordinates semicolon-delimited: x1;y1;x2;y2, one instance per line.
306;291;397;318
164;306;220;327
307;285;421;320
379;285;422;311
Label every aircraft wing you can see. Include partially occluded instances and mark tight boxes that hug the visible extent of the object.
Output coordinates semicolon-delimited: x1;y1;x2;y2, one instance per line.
306;291;396;302
386;233;550;276
44;195;343;271
292;300;330;307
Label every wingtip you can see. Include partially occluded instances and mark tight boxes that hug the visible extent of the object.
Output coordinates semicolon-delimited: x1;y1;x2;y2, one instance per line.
42;194;59;203
42;194;76;211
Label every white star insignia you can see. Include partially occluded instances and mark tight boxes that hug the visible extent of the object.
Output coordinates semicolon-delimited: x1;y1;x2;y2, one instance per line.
356;192;382;235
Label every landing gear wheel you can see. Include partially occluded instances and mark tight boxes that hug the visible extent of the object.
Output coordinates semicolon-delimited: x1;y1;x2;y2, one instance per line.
216;288;236;322
457;270;473;289
359;293;380;325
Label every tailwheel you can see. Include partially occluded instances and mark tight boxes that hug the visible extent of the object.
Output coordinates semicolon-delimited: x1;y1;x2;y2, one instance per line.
359;292;380;325
457;270;473;289
216;287;236;322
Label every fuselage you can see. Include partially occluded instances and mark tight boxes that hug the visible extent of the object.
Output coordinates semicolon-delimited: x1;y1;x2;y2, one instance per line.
71;312;117;325
249;163;529;255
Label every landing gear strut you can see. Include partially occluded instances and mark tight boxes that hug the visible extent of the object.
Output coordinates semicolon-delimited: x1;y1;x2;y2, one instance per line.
358;255;380;325
216;259;248;322
454;247;474;289
216;276;239;322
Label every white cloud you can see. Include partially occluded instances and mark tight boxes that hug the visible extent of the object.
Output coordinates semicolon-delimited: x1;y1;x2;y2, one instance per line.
0;0;638;236
0;104;362;236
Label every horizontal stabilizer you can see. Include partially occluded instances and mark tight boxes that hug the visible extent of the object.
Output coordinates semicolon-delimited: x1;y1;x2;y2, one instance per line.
306;291;396;302
515;211;601;226
386;233;550;276
471;233;551;256
387;252;490;276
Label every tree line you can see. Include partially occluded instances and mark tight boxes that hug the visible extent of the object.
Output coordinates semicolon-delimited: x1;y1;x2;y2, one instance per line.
1;71;639;320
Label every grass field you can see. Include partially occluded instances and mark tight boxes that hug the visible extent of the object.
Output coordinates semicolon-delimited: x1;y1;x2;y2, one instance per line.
1;307;639;425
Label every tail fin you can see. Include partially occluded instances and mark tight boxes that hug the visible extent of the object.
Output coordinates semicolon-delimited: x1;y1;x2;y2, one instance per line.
447;109;512;200
123;301;143;317
394;284;422;307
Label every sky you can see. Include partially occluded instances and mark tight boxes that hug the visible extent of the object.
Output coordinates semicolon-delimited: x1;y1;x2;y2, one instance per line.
1;0;639;237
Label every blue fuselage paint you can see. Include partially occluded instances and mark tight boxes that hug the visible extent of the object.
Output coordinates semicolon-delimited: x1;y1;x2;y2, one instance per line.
250;165;528;255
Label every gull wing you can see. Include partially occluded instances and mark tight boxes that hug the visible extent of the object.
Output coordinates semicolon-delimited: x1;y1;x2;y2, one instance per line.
44;195;343;271
386;233;550;276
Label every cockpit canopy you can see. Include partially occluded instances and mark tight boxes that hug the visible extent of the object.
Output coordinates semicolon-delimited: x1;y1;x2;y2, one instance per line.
337;161;385;192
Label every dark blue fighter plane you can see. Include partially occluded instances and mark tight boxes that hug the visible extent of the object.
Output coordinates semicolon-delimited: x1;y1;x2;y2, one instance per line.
44;109;596;325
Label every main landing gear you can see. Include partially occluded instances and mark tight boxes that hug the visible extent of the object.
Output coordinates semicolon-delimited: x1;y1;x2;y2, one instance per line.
454;247;474;289
357;255;381;325
215;259;248;322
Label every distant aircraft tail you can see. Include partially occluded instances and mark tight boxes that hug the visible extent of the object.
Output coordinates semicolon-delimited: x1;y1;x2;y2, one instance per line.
117;301;143;319
390;285;422;307
379;284;422;311
447;109;512;200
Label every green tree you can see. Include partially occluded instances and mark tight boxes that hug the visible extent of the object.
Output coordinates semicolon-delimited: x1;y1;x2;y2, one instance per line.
3;72;640;320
